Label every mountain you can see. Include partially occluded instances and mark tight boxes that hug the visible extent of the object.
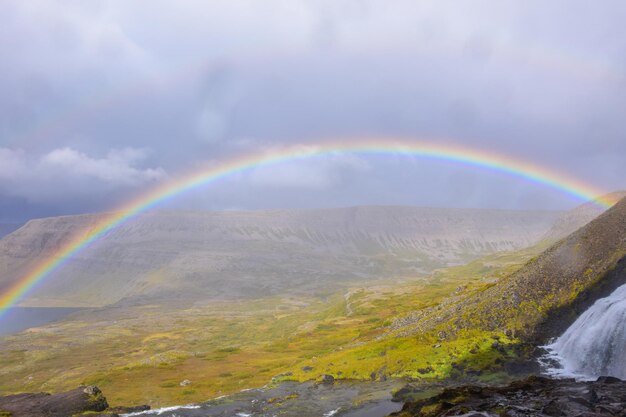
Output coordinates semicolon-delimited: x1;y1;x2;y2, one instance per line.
543;190;626;241
397;196;626;342
0;206;562;308
0;199;622;408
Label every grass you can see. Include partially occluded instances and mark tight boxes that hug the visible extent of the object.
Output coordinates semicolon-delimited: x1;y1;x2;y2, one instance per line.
0;247;540;407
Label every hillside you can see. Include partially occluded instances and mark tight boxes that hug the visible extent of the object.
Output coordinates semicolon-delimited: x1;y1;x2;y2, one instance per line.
0;198;623;406
0;206;561;308
543;190;626;241
396;196;626;342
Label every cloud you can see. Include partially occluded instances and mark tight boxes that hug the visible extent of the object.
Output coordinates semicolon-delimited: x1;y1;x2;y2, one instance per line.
0;1;625;219
41;147;165;186
247;153;370;189
0;148;26;180
0;147;166;204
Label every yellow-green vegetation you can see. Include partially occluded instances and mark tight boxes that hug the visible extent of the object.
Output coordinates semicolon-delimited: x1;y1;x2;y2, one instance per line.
420;198;626;341
0;248;538;407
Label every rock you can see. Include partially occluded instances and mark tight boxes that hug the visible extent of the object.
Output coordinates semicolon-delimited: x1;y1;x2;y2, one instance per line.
0;386;108;417
596;376;622;384
108;405;151;413
392;376;626;417
272;372;293;380
301;366;313;372
0;386;149;417
81;414;119;417
317;374;334;385
491;340;506;352
465;369;482;376
392;386;423;402
503;358;541;375
179;379;192;387
82;385;101;396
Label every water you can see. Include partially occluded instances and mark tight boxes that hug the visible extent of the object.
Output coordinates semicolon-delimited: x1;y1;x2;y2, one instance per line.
542;282;626;380
123;380;404;417
0;307;84;336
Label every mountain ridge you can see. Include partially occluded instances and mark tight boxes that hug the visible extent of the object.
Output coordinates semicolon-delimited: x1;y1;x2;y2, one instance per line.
543;190;626;241
0;205;562;308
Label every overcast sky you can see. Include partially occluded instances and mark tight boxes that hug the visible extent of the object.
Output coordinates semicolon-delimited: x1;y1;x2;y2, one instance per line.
0;0;625;221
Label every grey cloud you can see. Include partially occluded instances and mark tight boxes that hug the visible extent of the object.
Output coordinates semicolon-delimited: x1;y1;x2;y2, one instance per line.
246;154;370;189
0;1;625;220
0;146;166;204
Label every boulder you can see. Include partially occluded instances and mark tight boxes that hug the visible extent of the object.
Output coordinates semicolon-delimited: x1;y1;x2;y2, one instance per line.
0;385;108;417
108;404;151;414
317;375;335;385
392;376;626;417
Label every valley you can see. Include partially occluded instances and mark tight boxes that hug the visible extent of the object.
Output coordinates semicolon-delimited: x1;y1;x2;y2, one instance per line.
1;197;625;415
0;205;557;407
0;252;527;407
4;4;626;416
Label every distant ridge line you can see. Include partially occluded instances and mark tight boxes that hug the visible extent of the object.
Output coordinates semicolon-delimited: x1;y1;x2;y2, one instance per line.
0;138;614;316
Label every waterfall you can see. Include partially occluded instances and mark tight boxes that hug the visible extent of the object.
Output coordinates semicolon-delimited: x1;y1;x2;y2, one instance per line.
543;282;626;380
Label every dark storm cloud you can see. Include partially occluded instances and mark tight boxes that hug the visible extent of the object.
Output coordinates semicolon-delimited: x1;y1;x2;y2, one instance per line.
0;0;625;220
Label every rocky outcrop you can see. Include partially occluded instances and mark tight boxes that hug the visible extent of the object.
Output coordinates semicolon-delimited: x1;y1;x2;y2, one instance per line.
0;386;149;417
392;375;626;416
0;385;108;417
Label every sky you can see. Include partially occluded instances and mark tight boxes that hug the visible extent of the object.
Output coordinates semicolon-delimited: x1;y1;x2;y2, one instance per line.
0;0;625;221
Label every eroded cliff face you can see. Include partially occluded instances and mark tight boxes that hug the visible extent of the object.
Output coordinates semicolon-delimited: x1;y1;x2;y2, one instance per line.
0;206;561;307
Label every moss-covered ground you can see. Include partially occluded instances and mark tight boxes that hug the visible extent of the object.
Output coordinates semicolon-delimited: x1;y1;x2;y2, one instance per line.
0;247;540;407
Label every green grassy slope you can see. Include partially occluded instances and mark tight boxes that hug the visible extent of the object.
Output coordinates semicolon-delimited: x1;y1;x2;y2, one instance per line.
0;245;541;407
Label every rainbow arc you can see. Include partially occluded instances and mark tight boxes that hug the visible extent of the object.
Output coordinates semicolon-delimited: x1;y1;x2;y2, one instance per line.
0;138;612;317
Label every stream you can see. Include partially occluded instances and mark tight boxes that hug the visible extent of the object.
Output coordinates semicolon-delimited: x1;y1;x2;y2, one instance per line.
123;379;408;417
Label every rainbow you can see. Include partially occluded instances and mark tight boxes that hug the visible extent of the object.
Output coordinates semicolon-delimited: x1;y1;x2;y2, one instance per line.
0;138;613;317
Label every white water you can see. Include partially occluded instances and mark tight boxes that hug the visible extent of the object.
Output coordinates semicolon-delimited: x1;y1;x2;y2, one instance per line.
544;282;626;380
121;404;200;416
